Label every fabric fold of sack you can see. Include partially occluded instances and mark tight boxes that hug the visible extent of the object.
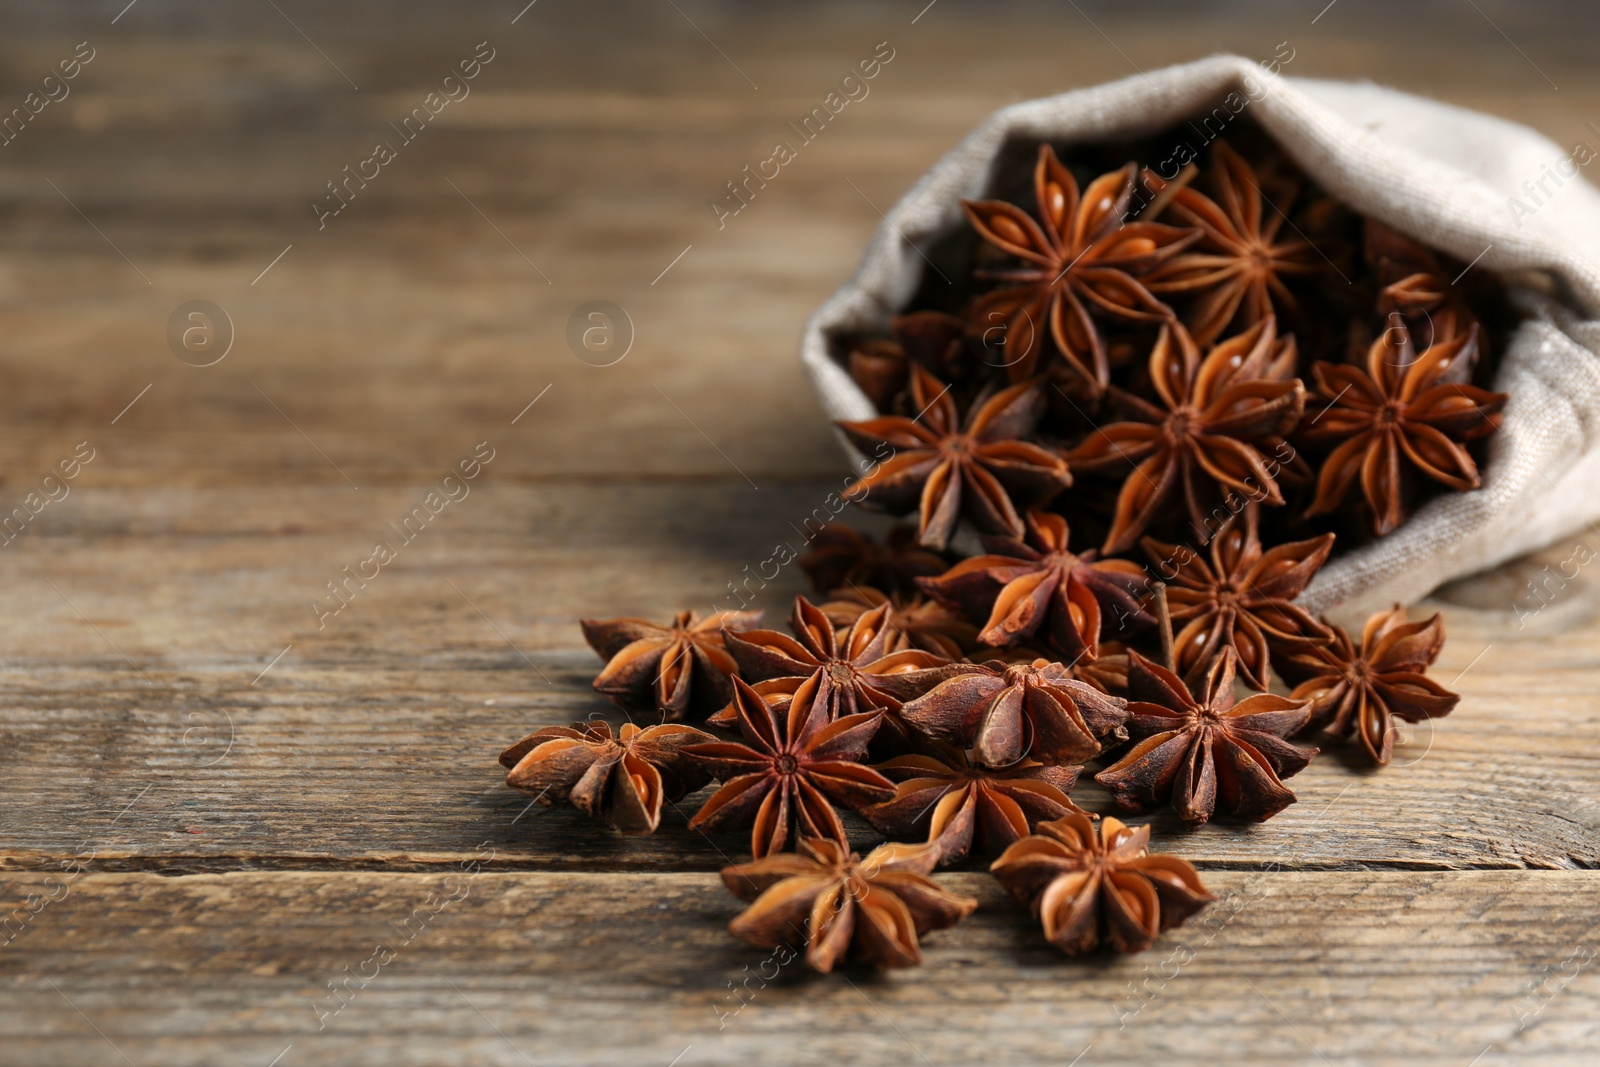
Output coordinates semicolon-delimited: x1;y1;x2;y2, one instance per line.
799;53;1600;619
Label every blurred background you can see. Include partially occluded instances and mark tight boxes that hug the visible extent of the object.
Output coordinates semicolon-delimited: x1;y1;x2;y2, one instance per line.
1;1;1593;653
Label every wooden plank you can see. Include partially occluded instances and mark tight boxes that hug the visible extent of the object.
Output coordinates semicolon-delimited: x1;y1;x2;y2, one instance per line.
0;484;1595;872
2;870;1597;1065
0;483;838;656
0;650;1593;873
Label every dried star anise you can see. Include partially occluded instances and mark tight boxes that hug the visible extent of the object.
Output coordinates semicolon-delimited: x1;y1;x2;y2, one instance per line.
838;364;1073;549
846;310;972;411
1276;604;1460;766
581;610;761;720
818;585;977;660
1095;649;1316;827
1365;219;1479;352
1185;318;1307;496
901;657;1128;769
721;839;978;972
798;522;948;598
1141;505;1334;691
962;144;1197;390
984;639;1133;698
720;596;965;729
1145;142;1320;344
1301;324;1507;535
1209;312;1301;383
1067;319;1305;554
918;509;1150;658
687;675;895;858
1068;642;1133;697
990;812;1213;955
499;720;713;834
863;742;1085;866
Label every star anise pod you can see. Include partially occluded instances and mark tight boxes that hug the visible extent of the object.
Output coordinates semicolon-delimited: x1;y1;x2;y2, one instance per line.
1213;313;1301;382
1142;505;1334;691
1275;605;1459;766
818;585;977;660
918;510;1150;658
721;838;977;972
687;675;895;858
837;364;1073;549
983;641;1131;698
797;522;948;598
1095;649;1316;828
901;658;1128;769
1189;318;1310;496
1301;324;1506;535
1070;643;1132;697
719;597;967;733
962;144;1197;391
499;720;713;834
863;742;1085;866
1067;319;1305;554
581;609;761;720
990;812;1213;955
1365;219;1478;352
846;310;972;411
1144;142;1320;344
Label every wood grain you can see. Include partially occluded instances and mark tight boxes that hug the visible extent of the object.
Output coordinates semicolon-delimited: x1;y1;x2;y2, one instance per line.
0;486;1596;874
3;870;1598;1066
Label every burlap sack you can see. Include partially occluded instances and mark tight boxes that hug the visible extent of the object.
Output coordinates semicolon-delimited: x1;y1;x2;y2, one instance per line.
799;53;1600;620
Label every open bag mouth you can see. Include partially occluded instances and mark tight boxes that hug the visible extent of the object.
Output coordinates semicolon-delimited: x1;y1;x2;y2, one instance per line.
799;53;1600;621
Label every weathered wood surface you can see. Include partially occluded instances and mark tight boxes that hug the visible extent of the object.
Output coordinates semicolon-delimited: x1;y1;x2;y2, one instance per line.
3;870;1598;1066
0;486;1597;874
2;0;1599;1063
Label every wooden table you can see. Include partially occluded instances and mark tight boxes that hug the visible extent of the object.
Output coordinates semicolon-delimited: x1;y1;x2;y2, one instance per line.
2;1;1597;1063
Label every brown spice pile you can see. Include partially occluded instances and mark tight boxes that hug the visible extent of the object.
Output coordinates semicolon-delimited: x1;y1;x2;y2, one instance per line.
502;131;1499;970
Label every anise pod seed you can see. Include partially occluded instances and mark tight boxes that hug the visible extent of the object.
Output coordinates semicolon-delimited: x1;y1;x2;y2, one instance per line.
1142;504;1333;691
499;720;713;834
687;675;895;859
581;609;760;720
722;838;977;972
717;596;975;752
1067;318;1304;555
1301;324;1506;536
1144;141;1320;345
1365;218;1480;354
918;509;1149;659
991;811;1213;955
901;658;1128;769
846;310;971;411
863;741;1085;866
797;522;948;598
1094;648;1316;828
962;143;1198;390
818;585;977;660
837;365;1073;550
1276;604;1459;766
